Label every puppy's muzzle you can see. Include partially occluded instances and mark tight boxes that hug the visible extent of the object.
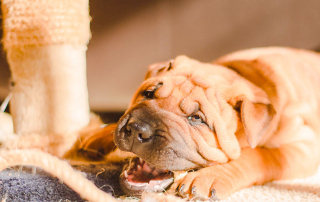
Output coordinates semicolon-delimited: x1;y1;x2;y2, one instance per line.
118;115;155;152
125;117;155;143
114;105;162;153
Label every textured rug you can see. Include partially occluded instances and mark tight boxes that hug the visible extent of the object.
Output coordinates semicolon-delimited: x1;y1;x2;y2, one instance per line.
0;164;123;202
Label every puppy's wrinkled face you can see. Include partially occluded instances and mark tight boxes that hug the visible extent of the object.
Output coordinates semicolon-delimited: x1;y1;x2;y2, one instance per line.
114;56;242;171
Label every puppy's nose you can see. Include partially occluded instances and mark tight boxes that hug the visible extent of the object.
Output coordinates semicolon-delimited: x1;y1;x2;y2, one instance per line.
125;117;154;143
114;105;160;152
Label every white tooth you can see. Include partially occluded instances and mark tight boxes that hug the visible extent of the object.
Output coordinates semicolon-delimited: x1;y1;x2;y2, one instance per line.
124;170;128;178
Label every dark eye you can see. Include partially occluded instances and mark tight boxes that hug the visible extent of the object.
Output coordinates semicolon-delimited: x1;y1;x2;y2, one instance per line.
142;82;163;99
188;114;205;124
142;90;155;99
167;62;173;71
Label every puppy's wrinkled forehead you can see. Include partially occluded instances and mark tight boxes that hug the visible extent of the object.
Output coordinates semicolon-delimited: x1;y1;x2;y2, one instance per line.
130;56;228;113
130;75;188;113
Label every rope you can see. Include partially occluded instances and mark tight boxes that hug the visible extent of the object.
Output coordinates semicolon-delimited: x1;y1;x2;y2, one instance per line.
0;149;119;202
1;0;91;49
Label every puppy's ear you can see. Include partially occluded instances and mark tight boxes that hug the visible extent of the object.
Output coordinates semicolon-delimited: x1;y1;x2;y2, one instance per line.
79;123;117;161
145;60;174;80
234;95;276;148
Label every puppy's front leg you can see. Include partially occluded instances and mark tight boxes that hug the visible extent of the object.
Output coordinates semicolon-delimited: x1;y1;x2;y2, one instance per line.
177;143;319;201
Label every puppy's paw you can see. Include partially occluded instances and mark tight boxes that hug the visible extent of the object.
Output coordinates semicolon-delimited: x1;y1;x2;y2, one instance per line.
177;166;234;201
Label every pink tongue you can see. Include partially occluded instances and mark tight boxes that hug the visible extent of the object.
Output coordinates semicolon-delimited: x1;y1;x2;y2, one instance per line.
127;160;168;183
120;158;175;196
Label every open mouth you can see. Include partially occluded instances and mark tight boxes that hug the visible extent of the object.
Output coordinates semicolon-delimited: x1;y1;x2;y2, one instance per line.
119;157;174;196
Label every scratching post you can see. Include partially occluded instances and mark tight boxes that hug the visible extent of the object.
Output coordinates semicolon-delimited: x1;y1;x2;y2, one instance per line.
1;0;91;156
0;1;122;201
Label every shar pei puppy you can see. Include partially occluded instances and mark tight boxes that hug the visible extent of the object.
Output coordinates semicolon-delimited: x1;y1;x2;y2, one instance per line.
84;47;320;200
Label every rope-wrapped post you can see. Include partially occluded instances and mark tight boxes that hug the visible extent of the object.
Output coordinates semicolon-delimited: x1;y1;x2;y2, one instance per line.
1;0;91;156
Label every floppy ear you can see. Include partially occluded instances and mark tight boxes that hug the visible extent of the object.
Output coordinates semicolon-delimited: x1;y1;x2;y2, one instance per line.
145;60;174;79
234;95;276;148
78;123;117;160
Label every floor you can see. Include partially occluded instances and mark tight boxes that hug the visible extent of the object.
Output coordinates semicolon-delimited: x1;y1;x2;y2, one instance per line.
0;164;124;201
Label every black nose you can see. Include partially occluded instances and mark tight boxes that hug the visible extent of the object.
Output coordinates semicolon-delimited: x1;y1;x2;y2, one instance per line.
125;117;154;143
114;105;161;152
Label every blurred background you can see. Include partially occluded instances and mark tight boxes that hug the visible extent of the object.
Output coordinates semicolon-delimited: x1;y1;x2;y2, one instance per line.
1;0;320;116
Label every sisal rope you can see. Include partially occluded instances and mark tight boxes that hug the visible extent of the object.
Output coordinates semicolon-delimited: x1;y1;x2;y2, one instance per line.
1;0;91;49
7;45;90;137
2;0;91;136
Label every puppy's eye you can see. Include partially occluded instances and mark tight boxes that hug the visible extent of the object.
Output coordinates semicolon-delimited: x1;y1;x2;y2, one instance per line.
167;62;173;71
142;82;163;99
142;90;155;99
188;114;205;124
